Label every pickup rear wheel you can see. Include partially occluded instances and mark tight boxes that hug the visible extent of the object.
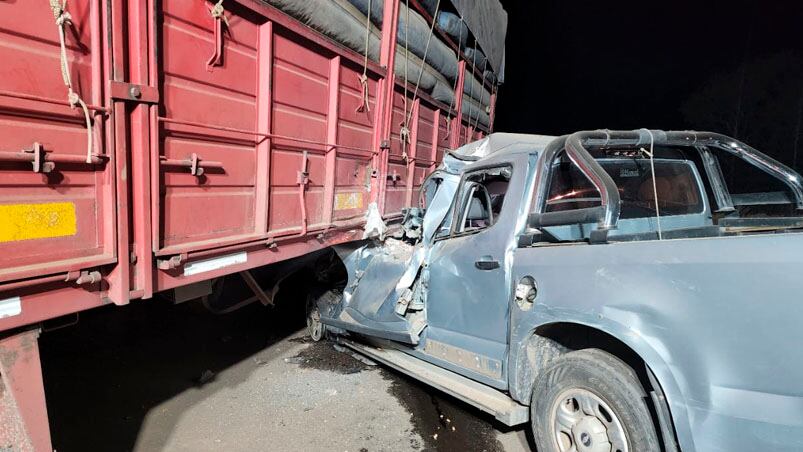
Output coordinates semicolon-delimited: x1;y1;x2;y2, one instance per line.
530;348;660;452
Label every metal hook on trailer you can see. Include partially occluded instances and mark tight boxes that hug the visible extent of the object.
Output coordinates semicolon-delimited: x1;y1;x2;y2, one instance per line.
296;151;310;237
206;0;229;70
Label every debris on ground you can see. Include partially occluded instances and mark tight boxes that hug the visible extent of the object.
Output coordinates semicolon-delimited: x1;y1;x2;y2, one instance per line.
283;356;306;364
196;370;215;385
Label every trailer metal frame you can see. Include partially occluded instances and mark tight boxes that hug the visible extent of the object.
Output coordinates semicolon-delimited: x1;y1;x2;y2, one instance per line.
0;0;495;448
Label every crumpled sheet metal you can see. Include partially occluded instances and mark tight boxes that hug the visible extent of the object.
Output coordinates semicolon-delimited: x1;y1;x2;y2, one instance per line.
362;202;387;240
451;133;555;161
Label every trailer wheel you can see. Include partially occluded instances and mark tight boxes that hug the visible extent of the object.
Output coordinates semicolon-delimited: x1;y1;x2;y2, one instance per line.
200;277;227;313
530;348;660;452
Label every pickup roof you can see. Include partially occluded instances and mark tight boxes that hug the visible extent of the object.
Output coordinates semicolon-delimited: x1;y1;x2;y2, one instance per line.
311;130;803;452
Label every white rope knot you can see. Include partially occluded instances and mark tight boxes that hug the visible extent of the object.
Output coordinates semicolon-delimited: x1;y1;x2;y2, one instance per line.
400;125;411;146
210;1;224;18
400;125;411;161
55;11;71;26
356;73;370;113
67;90;79;107
50;0;66;19
209;0;229;27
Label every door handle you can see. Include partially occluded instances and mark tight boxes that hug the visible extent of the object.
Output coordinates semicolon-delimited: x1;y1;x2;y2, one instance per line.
475;255;500;270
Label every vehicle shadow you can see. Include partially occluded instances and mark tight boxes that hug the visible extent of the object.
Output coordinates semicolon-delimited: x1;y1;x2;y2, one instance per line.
41;277;538;452
385;369;538;452
40;285;306;452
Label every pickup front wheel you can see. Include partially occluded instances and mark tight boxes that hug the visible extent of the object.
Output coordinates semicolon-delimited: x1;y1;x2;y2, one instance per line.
530;349;660;452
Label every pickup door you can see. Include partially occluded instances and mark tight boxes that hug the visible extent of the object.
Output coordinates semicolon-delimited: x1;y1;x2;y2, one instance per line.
323;155;527;388
418;160;523;388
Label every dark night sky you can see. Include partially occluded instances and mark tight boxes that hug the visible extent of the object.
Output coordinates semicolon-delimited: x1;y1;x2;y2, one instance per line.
495;0;803;172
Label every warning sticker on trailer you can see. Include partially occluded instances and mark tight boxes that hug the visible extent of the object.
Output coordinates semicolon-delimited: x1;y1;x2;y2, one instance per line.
335;192;363;211
0;296;21;319
0;202;77;243
183;252;248;277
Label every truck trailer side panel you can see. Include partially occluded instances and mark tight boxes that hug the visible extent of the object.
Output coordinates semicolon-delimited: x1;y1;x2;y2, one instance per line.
0;0;499;448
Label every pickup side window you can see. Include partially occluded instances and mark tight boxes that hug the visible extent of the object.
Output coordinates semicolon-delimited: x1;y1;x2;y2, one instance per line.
545;157;705;218
419;175;442;210
546;160;602;212
535;151;710;243
445;166;511;237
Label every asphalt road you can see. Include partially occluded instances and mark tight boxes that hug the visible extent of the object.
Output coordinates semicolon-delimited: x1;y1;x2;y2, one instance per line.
40;292;534;452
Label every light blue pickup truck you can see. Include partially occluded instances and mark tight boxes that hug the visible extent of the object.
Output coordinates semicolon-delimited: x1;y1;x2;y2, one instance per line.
310;130;803;452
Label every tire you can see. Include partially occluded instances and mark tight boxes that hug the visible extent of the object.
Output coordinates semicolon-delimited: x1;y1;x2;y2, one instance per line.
530;348;660;452
305;292;326;342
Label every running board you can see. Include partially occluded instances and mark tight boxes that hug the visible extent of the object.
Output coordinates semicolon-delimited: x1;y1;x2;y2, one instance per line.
340;338;529;426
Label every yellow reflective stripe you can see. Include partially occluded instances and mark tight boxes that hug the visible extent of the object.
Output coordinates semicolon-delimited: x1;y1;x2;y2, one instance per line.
335;192;364;210
0;202;77;243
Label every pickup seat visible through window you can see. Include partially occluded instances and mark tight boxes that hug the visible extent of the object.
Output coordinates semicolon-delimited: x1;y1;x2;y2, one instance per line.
541;157;710;241
455;167;511;235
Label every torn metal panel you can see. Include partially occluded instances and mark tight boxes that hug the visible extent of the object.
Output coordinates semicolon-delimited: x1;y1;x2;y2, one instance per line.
362;202;388;240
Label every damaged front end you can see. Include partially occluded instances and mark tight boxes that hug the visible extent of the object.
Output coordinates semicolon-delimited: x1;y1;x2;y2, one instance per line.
317;161;464;344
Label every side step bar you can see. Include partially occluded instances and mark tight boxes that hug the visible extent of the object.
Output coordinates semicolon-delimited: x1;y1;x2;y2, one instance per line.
340;338;529;426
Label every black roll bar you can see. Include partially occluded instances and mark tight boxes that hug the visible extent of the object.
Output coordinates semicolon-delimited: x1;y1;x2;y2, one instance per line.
529;129;803;233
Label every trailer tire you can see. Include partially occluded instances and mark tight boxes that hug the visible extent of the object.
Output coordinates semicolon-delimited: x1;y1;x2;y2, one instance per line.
530;348;660;452
200;277;228;314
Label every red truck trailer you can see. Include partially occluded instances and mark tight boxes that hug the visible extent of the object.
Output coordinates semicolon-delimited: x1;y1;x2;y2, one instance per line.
0;0;505;449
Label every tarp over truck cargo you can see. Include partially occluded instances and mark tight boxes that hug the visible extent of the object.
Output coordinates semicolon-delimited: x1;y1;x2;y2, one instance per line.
346;0;459;82
441;0;507;77
265;0;491;114
422;0;506;77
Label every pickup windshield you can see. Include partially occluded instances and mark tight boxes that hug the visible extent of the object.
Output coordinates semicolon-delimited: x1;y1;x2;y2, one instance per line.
546;159;704;219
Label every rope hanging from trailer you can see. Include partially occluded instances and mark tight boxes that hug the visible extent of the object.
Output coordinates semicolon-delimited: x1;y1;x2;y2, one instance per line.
400;0;411;160
640;128;664;240
50;0;94;164
465;41;480;135
356;0;372;113
470;58;488;132
208;0;230;31
489;83;498;130
443;14;464;141
401;0;442;159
